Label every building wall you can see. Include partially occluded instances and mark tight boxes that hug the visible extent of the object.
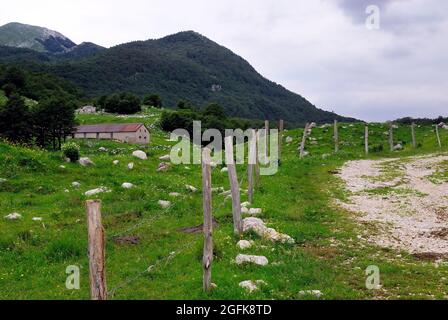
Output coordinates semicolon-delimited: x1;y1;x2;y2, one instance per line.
71;126;150;145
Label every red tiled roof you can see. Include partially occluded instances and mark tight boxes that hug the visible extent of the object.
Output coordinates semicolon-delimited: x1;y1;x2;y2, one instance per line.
75;123;146;133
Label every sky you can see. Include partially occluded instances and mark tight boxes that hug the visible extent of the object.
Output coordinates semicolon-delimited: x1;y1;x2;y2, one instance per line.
1;0;447;121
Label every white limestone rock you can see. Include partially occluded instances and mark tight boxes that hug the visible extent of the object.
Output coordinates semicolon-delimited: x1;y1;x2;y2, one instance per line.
4;213;22;220
72;182;81;188
237;240;253;250
122;183;134;189
159;155;171;161
32;217;43;222
113;160;119;165
243;217;295;244
185;185;198;193
128;163;134;170
221;167;228;173
239;280;267;293
132;150;147;160
79;157;94;167
248;208;263;216
236;254;268;266
84;187;110;197
169;192;181;197
158;200;172;209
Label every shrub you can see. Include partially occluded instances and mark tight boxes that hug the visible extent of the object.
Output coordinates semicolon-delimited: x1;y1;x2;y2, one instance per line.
62;142;80;162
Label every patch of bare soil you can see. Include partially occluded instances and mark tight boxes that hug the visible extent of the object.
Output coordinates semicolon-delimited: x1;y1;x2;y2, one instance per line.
337;154;448;256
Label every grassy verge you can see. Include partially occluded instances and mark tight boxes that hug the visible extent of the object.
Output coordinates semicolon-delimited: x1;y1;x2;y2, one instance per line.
0;114;448;299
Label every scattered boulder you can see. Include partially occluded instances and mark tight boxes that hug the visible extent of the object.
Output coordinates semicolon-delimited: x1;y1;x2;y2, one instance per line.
4;213;22;220
185;185;198;193
158;200;171;209
64;189;70;193
298;290;323;298
121;183;134;189
79;157;94;167
237;240;253;250
221;167;229;173
99;147;108;152
85;187;110;197
393;144;403;151
159;155;171;161
220;190;232;197
128;163;134;170
132;150;147;160
236;254;269;266
241;202;251;208
59;165;66;169
72;182;81;188
113;160;119;165
169;192;181;197
285;137;293;144
212;187;225;194
157;162;170;172
32;217;43;222
249;208;263;216
243;217;295;244
239;280;267;293
241;207;250;214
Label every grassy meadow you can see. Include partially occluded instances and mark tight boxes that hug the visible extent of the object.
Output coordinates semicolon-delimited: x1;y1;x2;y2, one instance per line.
1;109;448;300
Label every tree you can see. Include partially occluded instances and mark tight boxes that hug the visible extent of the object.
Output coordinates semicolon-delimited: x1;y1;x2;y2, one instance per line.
2;83;17;98
0;94;33;143
143;94;162;108
203;103;227;119
33;97;77;149
104;93;141;114
1;67;26;89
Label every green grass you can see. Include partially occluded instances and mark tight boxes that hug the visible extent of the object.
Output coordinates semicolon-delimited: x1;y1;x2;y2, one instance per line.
1;113;448;300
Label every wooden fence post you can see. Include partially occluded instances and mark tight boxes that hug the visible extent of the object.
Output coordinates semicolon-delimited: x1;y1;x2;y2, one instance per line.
255;130;261;187
299;123;309;159
435;125;442;148
334;120;339;153
265;120;270;158
389;123;394;152
278;120;284;165
365;124;369;156
86;200;107;300
224;136;243;236
248;129;257;203
411;123;417;149
201;147;213;292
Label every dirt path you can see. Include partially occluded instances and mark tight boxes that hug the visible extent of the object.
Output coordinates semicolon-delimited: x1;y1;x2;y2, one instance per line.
337;154;448;257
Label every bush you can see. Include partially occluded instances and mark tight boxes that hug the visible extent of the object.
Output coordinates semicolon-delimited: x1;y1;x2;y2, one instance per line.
62;142;80;162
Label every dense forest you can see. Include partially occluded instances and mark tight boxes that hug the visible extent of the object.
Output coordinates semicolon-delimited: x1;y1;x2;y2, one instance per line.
0;31;356;125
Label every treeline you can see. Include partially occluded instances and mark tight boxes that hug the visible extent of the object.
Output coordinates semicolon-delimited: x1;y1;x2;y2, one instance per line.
0;66;77;149
160;101;264;135
395;116;448;126
93;93;162;114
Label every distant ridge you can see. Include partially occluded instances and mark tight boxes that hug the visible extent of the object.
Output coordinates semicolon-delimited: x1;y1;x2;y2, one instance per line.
0;23;356;124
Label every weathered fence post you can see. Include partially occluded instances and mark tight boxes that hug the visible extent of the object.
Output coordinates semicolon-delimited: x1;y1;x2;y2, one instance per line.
334;120;339;153
248;129;257;203
201;147;213;292
411;122;417;149
299;123;309;159
365;124;369;156
224;136;243;236
435;124;442;148
86;200;107;300
255;130;261;187
389;123;394;152
265;120;270;158
278;120;284;165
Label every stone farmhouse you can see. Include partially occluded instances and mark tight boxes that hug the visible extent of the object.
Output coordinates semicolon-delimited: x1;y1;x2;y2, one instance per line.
72;123;150;144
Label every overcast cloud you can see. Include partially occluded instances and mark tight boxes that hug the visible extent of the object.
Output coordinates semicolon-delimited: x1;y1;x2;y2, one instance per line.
1;0;447;121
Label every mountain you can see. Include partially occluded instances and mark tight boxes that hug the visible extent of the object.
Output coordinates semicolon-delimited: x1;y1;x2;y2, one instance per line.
0;22;76;53
0;24;355;124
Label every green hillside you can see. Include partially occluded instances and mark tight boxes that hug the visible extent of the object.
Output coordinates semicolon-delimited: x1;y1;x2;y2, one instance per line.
1;109;447;299
0;27;356;124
